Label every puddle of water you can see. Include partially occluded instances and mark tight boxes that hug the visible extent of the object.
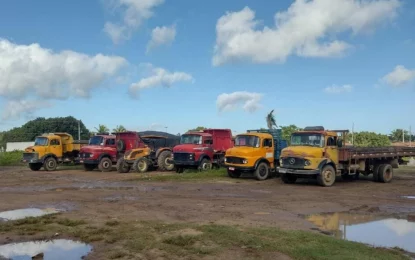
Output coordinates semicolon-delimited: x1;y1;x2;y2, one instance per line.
0;208;62;221
307;212;415;253
0;239;92;260
402;196;415;199
101;195;140;202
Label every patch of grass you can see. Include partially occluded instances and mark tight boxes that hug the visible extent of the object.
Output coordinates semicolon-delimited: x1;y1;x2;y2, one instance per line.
56;218;86;227
0;216;409;260
126;168;229;182
0;151;24;166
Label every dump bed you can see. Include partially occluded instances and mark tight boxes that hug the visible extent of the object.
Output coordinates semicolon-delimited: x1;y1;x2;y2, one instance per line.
339;146;415;161
247;129;288;159
203;129;233;152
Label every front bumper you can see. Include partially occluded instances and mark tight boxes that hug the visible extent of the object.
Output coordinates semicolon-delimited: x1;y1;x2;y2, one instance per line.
21;158;42;164
77;158;100;164
278;167;320;175
173;160;199;167
225;165;255;172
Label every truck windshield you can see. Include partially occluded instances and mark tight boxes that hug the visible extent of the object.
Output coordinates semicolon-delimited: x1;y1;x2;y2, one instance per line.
34;137;48;146
180;134;202;144
235;135;260;147
89;136;104;145
291;134;324;147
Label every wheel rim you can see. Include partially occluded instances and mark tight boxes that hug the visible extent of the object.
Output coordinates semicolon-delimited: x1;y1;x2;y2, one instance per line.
323;169;333;183
138;161;146;171
201;162;211;170
165;158;173;168
384;167;392;180
103;161;110;168
48;160;55;168
259;166;266;177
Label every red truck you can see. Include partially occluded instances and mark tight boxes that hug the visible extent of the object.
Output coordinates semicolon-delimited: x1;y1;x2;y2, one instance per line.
172;129;233;173
78;131;145;172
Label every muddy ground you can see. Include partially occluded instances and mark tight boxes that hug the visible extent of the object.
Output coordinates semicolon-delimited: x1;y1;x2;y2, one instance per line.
0;165;415;259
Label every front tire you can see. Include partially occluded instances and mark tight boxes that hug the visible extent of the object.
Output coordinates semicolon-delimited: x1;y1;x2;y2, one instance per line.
133;157;149;173
254;162;269;181
98;157;112;172
29;163;42;171
227;169;241;178
317;165;336;187
44;157;57;171
157;150;174;171
116;158;130;173
176;167;184;173
198;158;211;171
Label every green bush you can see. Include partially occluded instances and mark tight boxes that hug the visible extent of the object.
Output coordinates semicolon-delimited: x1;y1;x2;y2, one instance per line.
0;151;24;166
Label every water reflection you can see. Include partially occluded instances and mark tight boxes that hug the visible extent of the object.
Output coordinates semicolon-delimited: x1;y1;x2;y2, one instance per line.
307;212;415;253
0;208;61;221
0;239;92;260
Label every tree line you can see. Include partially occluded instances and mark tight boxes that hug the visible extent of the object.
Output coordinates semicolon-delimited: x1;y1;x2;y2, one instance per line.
0;114;413;150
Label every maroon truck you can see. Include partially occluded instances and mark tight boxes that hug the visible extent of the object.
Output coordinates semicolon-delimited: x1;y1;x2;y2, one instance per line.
78;131;144;172
172;129;233;173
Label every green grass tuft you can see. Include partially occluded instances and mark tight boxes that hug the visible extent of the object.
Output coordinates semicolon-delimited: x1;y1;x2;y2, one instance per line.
0;151;24;166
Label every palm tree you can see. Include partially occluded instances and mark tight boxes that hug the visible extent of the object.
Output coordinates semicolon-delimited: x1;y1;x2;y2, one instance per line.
266;110;277;130
95;124;109;133
112;125;126;133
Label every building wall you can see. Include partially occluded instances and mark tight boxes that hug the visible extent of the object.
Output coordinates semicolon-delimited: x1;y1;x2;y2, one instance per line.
6;142;34;152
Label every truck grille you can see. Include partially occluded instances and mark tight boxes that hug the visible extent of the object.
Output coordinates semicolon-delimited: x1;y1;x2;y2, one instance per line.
226;156;244;164
22;153;38;161
282;157;305;169
79;152;92;159
173;152;191;162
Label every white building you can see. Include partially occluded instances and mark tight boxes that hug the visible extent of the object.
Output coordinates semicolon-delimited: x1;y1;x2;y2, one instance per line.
6;142;34;152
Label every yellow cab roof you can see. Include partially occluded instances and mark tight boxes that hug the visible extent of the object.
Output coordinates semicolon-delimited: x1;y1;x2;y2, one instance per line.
236;132;271;138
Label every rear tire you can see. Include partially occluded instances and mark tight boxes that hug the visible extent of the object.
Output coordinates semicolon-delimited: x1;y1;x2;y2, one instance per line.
98;157;112;172
83;164;96;171
281;173;297;184
29;163;42;171
227;169;241;178
133;157;149;173
44;157;57;171
378;164;393;183
116;158;130;173
254;162;269;181
373;164;381;182
157;150;174;171
317;165;336;187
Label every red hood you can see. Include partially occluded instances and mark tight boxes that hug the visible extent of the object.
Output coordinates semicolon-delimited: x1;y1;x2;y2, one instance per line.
173;144;210;153
80;145;106;153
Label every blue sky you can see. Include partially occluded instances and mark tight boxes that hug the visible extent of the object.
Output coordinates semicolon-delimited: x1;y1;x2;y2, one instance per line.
0;0;414;136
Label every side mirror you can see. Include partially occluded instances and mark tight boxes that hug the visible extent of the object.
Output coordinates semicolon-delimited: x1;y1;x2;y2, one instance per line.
337;139;343;148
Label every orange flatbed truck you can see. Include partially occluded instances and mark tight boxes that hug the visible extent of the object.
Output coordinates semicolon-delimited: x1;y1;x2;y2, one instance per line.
279;126;415;187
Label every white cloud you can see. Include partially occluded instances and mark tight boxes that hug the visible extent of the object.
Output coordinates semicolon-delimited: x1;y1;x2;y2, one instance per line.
381;65;415;87
0;39;127;119
216;91;263;113
213;0;401;66
129;64;193;97
324;84;353;93
1;100;52;120
146;24;176;52
103;0;164;44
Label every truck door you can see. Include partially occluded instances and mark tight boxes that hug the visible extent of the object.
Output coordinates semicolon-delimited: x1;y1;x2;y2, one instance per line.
325;136;338;165
263;138;274;164
49;138;63;159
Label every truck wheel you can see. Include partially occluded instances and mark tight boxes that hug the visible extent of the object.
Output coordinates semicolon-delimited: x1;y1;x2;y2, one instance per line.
281;173;297;184
227;169;241;178
378;164;393;183
83;164;96;171
176;167;184;173
199;158;212;171
133;158;149;173
29;163;42;171
98;157;112;172
116;140;126;152
157;150;174;171
372;164;381;182
44;157;57;171
116;158;130;173
254;162;269;181
317;165;336;187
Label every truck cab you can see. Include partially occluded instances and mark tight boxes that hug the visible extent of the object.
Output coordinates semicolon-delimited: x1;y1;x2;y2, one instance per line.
224;129;287;180
173;129;233;173
78;134;116;172
22;133;86;171
279;126;345;186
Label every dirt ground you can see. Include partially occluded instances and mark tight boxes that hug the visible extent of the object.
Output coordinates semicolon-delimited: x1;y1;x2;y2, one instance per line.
1;165;415;258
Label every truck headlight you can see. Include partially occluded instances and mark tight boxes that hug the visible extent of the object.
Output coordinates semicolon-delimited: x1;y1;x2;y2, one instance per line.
279;159;283;166
189;153;194;160
243;159;248;164
89;154;94;158
224;157;227;162
305;159;311;166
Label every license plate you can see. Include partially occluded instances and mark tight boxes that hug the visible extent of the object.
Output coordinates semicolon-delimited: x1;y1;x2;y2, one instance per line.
279;168;287;173
228;167;235;171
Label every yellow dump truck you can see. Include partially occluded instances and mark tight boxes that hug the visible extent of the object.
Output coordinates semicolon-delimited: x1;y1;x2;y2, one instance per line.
22;133;88;171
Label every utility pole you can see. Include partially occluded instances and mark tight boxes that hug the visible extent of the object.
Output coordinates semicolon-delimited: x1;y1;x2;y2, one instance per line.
78;120;81;141
351;122;354;145
402;128;405;143
410;126;412;147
